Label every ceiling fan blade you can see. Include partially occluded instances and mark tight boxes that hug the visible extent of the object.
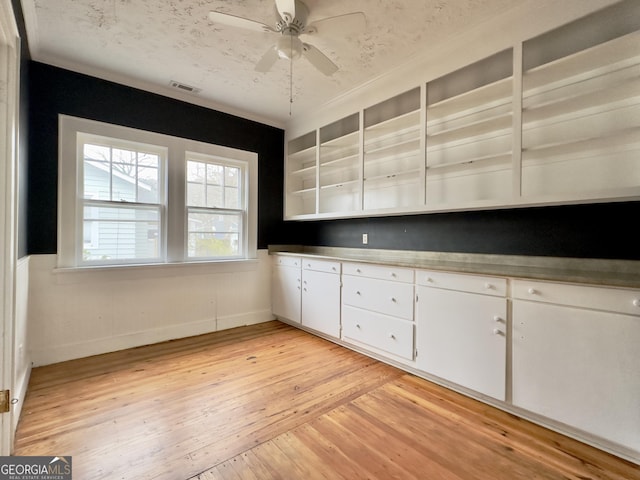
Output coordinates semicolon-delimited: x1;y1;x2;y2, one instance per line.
255;45;280;73
275;0;297;24
305;12;366;36
302;43;338;76
208;11;276;33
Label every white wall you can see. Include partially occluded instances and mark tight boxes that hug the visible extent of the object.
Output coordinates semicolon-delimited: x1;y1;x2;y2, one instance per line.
13;256;30;434
28;250;274;366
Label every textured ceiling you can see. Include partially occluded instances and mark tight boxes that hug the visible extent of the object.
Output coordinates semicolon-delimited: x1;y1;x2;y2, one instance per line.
22;0;526;126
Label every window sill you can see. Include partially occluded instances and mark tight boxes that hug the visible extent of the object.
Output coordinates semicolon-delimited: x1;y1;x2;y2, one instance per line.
53;257;262;280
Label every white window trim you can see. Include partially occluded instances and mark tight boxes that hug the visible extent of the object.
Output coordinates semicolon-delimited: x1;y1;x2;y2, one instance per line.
58;114;258;269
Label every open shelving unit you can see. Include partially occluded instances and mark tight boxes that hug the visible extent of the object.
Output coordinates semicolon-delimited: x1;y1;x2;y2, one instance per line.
426;49;514;206
522;27;640;198
283;1;640;220
285;131;317;217
363;88;423;210
319;113;361;214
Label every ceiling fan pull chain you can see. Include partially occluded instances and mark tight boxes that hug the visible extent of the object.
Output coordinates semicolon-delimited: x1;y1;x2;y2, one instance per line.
289;35;294;115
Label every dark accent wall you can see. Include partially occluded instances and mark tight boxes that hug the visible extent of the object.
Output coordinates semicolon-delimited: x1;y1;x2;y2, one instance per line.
280;202;640;260
27;61;285;254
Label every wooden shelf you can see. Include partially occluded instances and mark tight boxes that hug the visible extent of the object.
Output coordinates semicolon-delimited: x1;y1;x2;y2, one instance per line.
427;152;512;171
321;130;359;148
365;110;420;139
524;30;640;96
364;169;422;184
427;114;512;148
320;180;360;191
289;186;317;196
289;164;316;177
428;77;513;120
320;154;359;169
522;127;640;163
524;77;640;125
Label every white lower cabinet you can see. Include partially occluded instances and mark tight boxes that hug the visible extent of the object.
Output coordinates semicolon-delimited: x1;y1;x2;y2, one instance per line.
271;256;301;323
271;254;640;463
341;263;415;361
512;280;640;455
415;270;507;401
301;259;341;338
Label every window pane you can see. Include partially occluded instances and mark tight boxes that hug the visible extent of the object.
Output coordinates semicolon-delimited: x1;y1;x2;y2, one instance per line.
83;205;160;261
187;210;241;258
206;185;223;208
83;144;161;204
225;186;240;208
225;166;239;187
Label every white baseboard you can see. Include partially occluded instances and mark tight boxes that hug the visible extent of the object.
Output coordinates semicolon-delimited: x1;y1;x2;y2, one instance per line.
31;311;273;367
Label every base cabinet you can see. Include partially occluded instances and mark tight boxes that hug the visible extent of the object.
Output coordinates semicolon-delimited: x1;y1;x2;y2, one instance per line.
341;263;415;361
415;270;507;401
270;253;640;464
271;256;301;323
512;280;640;454
301;259;341;338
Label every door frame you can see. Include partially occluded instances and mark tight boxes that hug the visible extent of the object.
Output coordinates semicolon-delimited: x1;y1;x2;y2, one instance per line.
0;0;20;456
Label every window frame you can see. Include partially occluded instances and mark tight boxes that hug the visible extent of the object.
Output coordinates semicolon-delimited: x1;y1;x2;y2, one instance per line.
185;152;248;261
58;115;258;269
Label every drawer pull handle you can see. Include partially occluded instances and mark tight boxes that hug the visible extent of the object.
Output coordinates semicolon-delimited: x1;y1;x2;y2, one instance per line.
390;297;397;303
390;272;397;278
389;333;396;340
356;324;361;329
484;283;493;290
356;291;361;295
493;328;505;336
356;268;362;273
307;263;311;267
493;316;504;323
633;299;640;307
528;288;538;295
332;267;337;271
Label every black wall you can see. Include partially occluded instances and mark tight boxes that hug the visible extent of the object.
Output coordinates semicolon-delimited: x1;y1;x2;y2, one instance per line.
22;49;640;261
282;202;640;260
27;61;285;254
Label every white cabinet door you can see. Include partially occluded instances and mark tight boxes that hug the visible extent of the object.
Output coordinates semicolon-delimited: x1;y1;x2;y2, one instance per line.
512;300;640;453
416;286;507;400
302;269;341;338
272;264;301;323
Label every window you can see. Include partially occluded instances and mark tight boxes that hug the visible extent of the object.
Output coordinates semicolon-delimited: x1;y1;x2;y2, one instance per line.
58;115;257;268
80;134;165;264
186;155;246;259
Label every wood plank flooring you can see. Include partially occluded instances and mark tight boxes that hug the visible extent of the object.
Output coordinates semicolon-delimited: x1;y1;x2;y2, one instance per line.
14;321;639;480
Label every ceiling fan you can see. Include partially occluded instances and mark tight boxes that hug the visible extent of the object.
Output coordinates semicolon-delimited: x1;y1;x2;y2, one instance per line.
208;0;366;76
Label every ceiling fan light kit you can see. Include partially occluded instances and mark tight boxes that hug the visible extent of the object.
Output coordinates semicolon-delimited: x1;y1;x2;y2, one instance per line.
208;0;366;77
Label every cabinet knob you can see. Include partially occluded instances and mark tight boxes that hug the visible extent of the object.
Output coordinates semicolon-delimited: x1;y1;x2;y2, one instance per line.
389;333;396;340
528;288;538;295
356;324;361;329
307;263;311;268
390;272;397;278
390;297;397;303
484;283;493;290
633;299;640;307
493;328;505;336
493;316;504;323
332;267;337;271
356;268;362;273
356;290;361;295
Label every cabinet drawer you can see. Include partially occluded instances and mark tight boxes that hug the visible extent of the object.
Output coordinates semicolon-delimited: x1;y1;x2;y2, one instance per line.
342;262;414;283
342;305;414;360
273;255;301;268
342;275;414;320
302;258;340;274
416;270;506;297
513;280;640;316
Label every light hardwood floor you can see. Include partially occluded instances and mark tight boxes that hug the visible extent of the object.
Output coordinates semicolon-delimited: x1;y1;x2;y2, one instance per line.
14;321;640;480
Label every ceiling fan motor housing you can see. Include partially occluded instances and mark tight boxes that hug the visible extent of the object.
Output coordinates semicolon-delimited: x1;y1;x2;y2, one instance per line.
275;0;309;34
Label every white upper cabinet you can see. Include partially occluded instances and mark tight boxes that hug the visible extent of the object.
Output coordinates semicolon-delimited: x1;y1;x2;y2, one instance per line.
319;113;361;214
285;131;317;217
426;49;514;207
363;88;424;211
521;0;640;201
283;1;640;220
